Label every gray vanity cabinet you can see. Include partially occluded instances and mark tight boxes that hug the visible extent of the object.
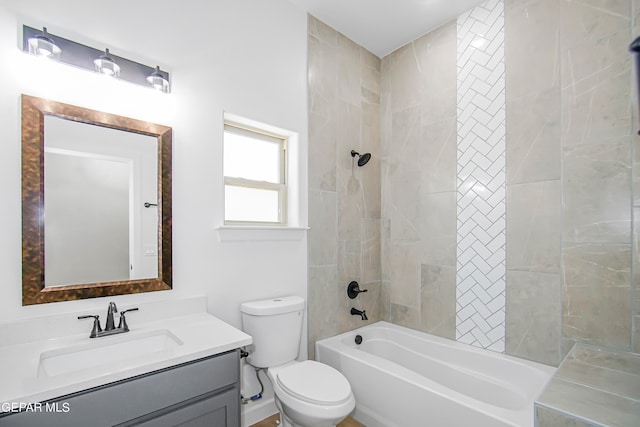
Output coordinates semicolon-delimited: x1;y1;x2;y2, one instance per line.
0;349;240;427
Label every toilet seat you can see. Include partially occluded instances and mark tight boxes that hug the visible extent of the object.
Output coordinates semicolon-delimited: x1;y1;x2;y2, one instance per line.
276;360;352;406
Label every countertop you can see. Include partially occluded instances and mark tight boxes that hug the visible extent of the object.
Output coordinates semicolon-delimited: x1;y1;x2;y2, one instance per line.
0;297;252;410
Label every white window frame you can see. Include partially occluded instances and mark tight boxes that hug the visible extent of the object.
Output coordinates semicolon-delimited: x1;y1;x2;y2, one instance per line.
223;121;288;226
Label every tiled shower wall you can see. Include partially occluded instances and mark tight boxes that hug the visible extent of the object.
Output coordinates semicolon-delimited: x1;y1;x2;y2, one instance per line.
307;16;382;358
455;0;507;351
309;0;640;365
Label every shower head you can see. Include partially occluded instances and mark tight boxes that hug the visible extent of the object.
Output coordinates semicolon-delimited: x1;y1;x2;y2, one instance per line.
351;150;371;167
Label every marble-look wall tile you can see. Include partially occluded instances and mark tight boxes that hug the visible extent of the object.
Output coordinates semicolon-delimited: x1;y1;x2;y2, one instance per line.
561;0;630;49
308;36;336;115
308;265;339;358
390;106;421;169
380;9;458;334
308;190;337;266
507;180;561;273
506;88;560;184
336;102;362;173
387;106;421;241
337;104;364;242
387;166;421;240
420;264;456;339
361;103;381;219
557;362;640;401
634;135;640;207
634;316;640;352
420;192;457;267
361;47;381;72
362;219;381;284
361;155;381;220
390;302;420;329
537;343;640;427
536;406;598;427
567;344;640;374
389;241;421;309
381;218;391;283
631;0;640;208
562;140;631;243
420;118;457;193
387;43;423;112
336;35;361;106
361;61;380;96
634;207;640;315
506;270;561;366
561;29;631;148
338;239;361;284
561;338;577;361
415;21;457;126
562;243;631;349
308;15;338;47
308;15;382;354
635;0;640;36
380;280;391;321
308;111;337;191
505;0;560;99
380;56;392;158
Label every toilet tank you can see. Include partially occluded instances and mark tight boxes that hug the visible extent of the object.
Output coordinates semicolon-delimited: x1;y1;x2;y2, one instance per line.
240;296;305;368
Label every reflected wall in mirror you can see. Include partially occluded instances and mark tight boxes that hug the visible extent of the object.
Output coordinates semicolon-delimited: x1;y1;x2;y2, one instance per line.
22;94;172;305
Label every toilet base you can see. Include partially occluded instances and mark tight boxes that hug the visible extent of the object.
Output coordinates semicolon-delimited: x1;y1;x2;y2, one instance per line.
274;396;340;427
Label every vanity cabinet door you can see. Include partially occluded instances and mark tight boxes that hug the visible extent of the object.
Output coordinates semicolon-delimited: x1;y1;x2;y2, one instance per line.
122;385;239;427
0;350;240;427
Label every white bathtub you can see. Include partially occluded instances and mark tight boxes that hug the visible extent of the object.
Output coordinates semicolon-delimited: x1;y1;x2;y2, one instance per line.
316;321;555;427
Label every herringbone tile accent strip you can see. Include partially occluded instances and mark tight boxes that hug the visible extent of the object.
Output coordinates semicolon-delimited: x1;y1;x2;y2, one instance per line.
455;0;506;352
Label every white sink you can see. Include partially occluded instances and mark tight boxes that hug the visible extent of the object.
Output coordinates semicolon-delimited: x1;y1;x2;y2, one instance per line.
38;330;183;377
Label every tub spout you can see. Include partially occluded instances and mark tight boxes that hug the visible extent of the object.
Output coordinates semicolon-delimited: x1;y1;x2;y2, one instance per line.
351;307;368;320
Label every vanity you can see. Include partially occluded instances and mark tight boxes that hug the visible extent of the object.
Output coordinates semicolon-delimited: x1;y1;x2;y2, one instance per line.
0;297;252;427
6;94;255;425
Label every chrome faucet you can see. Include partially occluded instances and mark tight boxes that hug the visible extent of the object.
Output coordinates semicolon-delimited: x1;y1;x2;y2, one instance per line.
350;307;368;320
78;301;139;338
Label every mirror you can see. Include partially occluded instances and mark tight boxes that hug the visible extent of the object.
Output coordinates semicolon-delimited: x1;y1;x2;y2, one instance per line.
22;94;172;305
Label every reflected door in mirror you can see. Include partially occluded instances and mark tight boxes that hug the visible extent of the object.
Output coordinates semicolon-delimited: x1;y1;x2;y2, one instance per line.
44;116;158;287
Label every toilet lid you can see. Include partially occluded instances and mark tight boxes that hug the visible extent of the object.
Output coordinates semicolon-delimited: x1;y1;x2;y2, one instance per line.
276;360;352;405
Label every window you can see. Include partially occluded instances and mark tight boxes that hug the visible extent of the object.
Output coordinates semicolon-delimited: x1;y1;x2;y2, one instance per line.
224;122;287;225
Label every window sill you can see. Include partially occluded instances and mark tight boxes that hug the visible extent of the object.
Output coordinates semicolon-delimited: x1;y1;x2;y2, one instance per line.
216;226;309;242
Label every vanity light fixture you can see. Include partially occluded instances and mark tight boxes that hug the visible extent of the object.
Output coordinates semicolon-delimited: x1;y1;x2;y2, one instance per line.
146;66;170;93
27;27;61;58
22;25;171;93
94;48;120;77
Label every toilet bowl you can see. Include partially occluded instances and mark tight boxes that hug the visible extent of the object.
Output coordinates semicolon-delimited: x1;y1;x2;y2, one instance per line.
268;361;355;427
240;296;355;427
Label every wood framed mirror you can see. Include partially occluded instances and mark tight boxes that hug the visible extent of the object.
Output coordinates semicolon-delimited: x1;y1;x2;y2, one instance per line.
21;94;172;305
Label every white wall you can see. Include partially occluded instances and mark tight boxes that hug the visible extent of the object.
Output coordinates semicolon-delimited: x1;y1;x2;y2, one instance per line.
0;0;308;348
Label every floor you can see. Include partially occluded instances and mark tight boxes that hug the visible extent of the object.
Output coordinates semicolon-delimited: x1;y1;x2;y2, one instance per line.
250;413;364;427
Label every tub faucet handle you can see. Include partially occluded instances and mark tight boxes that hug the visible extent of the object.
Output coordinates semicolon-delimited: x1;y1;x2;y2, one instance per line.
347;281;368;299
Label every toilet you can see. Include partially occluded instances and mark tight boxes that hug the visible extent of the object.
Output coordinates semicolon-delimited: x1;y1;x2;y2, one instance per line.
240;296;355;427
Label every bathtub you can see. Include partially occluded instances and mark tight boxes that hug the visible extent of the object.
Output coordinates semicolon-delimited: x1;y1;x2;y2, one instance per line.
316;321;555;427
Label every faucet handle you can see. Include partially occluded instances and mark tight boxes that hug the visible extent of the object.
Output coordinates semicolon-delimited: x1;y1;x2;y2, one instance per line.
117;308;139;332
347;281;368;299
78;315;102;338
